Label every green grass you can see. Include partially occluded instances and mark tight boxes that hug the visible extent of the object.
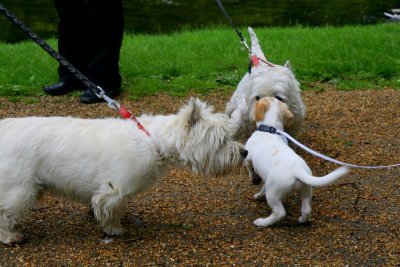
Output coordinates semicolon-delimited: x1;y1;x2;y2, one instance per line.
0;23;399;98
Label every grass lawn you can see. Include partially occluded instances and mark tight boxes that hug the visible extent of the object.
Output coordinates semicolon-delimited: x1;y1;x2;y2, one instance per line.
0;23;399;99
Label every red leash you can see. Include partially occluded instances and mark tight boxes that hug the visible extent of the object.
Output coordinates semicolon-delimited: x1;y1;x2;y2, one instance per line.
116;102;162;157
118;106;152;137
249;54;275;73
251;54;275;68
94;87;152;137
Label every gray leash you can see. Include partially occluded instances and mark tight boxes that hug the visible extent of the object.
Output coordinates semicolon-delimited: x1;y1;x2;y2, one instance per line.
214;0;251;54
278;128;400;169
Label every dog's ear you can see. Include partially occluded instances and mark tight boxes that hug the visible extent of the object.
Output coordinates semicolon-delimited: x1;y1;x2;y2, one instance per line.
284;60;292;71
187;98;203;126
254;100;270;122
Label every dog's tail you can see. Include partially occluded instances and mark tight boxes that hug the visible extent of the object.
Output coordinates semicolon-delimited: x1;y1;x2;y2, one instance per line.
294;166;348;187
248;27;267;61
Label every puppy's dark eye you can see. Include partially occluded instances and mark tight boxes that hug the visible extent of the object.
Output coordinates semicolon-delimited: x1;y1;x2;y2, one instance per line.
274;96;284;102
256;96;260;101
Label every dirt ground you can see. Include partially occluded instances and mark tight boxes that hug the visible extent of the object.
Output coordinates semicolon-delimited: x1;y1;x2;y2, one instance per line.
0;88;399;266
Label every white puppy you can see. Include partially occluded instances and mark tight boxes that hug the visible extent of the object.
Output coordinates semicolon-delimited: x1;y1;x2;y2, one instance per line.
244;97;348;227
226;27;305;139
0;98;247;245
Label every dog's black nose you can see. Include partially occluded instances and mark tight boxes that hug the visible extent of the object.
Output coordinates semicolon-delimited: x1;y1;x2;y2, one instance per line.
240;148;248;158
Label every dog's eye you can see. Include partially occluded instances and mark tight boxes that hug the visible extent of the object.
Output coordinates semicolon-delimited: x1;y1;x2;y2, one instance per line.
274;96;284;102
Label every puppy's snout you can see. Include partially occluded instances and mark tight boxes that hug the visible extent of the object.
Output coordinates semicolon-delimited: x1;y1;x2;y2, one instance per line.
240;148;248;159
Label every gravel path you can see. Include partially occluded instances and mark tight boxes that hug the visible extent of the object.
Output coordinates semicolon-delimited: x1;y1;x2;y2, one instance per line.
0;88;399;266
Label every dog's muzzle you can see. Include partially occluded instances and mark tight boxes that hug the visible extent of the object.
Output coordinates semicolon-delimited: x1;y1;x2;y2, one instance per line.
240;148;248;159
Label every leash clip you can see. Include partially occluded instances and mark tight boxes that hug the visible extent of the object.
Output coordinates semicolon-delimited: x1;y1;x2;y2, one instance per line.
94;86;120;112
94;85;105;98
240;38;251;57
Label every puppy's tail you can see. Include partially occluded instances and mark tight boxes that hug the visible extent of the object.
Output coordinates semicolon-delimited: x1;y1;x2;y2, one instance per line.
294;166;348;187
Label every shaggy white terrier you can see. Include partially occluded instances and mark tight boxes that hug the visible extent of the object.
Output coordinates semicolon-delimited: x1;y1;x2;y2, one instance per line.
0;98;247;245
244;97;348;227
226;27;305;139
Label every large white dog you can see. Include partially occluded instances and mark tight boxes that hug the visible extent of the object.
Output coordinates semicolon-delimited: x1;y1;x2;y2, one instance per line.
244;97;348;227
0;98;247;245
226;27;305;139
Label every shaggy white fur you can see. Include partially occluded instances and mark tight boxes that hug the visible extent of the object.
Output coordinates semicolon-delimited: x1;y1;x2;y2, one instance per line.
0;98;247;245
226;27;305;139
244;97;348;227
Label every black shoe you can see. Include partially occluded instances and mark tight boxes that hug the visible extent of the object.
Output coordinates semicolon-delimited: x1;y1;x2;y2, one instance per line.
43;81;84;96
80;88;120;104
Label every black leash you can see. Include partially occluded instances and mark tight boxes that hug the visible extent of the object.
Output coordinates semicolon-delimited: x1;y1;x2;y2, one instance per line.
0;5;107;101
214;0;251;54
0;5;156;136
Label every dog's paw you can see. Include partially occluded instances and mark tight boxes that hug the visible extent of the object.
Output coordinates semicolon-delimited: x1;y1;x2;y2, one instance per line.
298;216;311;224
0;232;25;246
253;218;269;227
103;225;125;236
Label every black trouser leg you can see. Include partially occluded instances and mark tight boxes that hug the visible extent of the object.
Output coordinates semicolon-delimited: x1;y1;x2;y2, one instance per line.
54;0;88;84
85;0;124;89
54;0;123;89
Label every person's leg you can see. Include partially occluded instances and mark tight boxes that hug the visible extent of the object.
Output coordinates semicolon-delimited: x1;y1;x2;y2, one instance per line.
55;0;88;83
43;0;88;95
80;0;124;103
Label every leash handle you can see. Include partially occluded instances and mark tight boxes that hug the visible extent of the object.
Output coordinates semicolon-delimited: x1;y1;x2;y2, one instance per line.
0;5;103;98
278;129;400;169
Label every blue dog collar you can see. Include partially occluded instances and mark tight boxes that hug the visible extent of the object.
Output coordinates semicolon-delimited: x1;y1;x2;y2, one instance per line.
257;125;288;144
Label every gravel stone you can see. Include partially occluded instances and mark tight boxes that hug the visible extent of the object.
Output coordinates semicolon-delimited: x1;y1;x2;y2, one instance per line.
0;88;399;266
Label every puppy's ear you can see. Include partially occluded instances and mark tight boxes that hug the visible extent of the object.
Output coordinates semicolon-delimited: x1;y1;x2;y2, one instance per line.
282;103;294;129
254;100;269;122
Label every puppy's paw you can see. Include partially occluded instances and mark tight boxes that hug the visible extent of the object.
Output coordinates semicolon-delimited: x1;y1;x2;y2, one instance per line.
253;218;269;227
253;192;265;201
